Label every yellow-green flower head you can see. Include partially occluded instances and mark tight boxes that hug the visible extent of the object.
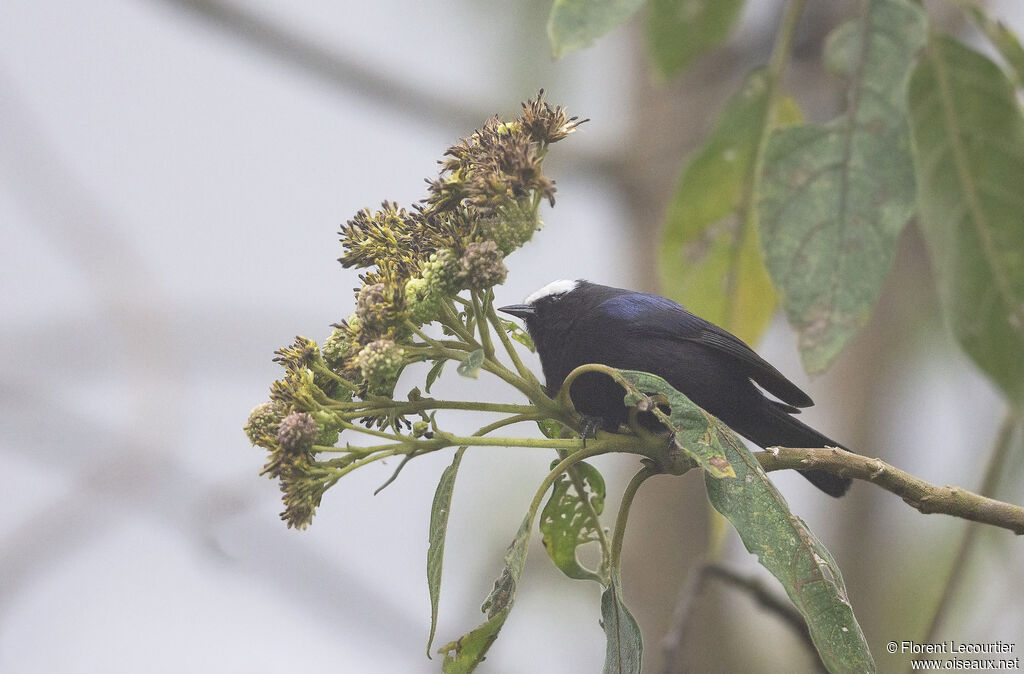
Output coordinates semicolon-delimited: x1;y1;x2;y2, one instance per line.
276;411;319;455
404;249;460;324
322;326;353;369
357;338;405;395
481;200;541;255
244;400;289;447
422;248;458;290
459;240;508;290
355;282;405;336
404;276;435;325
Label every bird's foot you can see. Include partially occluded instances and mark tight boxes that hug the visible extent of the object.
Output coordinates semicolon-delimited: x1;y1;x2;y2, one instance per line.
578;415;605;447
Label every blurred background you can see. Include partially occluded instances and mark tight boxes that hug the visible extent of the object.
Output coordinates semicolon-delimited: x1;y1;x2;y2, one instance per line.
2;0;1022;671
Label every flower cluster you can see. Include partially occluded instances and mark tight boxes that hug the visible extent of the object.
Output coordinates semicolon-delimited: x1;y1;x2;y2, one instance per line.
244;92;582;529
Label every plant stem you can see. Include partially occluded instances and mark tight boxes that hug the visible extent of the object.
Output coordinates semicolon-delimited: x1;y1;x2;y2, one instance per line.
439;299;478;346
485;301;541;387
610;463;658;572
472;413;540;436
721;0;804;334
328;398;538;417
471;291;496;359
768;0;806;85
325;449;399;483
407;321;474;353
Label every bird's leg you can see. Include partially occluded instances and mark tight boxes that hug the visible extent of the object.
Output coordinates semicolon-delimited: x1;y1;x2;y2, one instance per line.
578;414;605;447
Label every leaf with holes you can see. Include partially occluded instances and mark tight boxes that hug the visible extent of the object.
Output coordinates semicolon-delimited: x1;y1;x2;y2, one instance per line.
759;0;926;373
540;460;606;582
908;36;1024;402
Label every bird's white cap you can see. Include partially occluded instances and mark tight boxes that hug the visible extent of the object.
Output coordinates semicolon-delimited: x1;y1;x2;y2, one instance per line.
524;279;579;305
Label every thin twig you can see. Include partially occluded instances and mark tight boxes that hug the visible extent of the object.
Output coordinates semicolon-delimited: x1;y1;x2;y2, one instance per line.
485;300;540;387
610;464;658;572
661;560;825;674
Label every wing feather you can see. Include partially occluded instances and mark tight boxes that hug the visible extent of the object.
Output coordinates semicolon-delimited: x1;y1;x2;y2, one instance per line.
600;292;814;408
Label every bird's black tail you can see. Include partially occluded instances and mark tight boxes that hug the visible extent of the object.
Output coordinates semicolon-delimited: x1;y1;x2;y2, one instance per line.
754;402;853;498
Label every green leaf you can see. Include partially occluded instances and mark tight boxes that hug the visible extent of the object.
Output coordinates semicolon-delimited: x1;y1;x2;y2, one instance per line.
440;514;532;671
958;1;1024;86
615;369;735;478
426;448;464;657
537;418;570;439
548;0;645;58
659;68;799;345
500;318;535;352
539;460;606;582
600;575;643;674
908;36;1024;403
759;0;927;373
425;359;447;393
456;349;485;379
646;0;745;78
705;431;875;673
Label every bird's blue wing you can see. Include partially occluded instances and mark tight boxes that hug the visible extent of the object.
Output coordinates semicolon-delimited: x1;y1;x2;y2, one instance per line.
598;292;814;408
599;293;683;321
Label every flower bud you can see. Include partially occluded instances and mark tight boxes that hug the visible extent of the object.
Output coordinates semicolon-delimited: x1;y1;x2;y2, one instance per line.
276;411;319;455
459;240;507;290
422;249;459;294
357;338;405;395
244;400;288;447
481;202;540;255
322;326;353;369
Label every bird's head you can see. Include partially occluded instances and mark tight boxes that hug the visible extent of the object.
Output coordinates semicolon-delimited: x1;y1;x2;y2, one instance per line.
498;279;584;337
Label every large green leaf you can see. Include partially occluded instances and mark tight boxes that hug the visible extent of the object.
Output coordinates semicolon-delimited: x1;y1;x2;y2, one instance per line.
705;431;876;673
759;0;927;373
426;448;465;656
540;460;607;582
659;69;799;345
646;0;745;79
601;575;643;674
908;36;1024;403
548;0;645;58
439;514;531;672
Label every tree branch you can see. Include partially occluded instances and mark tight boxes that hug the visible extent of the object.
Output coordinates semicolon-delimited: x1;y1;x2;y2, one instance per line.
757;446;1024;534
661;559;824;674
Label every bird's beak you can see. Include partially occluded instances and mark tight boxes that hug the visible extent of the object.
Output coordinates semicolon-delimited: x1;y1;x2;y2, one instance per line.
498;304;534;319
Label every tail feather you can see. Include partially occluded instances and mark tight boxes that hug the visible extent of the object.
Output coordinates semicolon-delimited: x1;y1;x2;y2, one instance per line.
754;402;852;498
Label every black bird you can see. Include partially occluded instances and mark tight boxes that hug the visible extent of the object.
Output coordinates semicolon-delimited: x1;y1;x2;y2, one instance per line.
499;280;852;497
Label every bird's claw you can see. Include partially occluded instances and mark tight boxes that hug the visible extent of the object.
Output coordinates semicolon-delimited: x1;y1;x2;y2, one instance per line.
578;415;604;447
